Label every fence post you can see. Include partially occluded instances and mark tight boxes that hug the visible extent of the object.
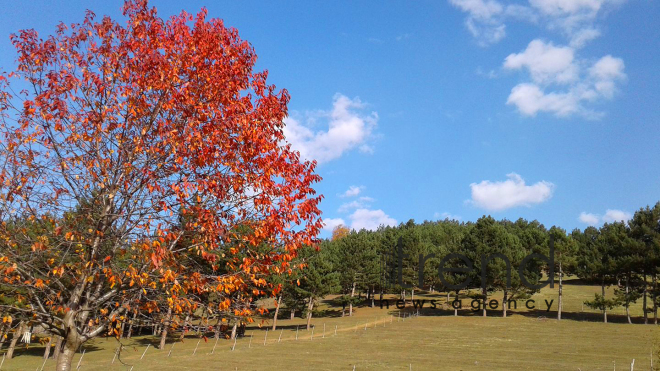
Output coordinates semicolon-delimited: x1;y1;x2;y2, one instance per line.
168;342;175;357
211;337;220;354
76;349;86;369
140;344;150;360
192;339;201;355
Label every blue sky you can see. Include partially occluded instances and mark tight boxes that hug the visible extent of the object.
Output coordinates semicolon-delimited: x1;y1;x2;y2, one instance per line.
1;0;659;236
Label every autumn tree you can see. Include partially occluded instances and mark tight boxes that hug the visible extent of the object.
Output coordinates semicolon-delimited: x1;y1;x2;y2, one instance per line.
331;225;350;241
0;1;322;370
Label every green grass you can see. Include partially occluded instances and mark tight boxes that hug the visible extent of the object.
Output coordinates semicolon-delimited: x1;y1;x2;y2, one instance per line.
2;278;658;370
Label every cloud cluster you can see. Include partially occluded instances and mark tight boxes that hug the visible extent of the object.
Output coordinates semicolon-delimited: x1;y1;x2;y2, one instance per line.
449;0;624;46
504;40;578;84
469;173;555;211
349;209;398;231
340;185;364;198
283;94;378;164
505;40;626;117
579;209;632;226
338;197;375;213
322;217;347;232
449;0;627;118
323;185;397;232
448;0;509;45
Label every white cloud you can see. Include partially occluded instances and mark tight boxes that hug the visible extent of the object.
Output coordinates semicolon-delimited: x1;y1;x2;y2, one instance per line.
323;218;346;232
505;42;626;118
589;55;627;99
578;209;631;225
449;0;508;45
340;185;365;198
450;0;626;47
506;83;579;117
602;209;632;223
569;27;601;48
530;0;604;16
349;208;398;231
579;212;600;226
283;94;378;164
529;0;625;37
449;0;628;117
338;197;375;213
469;173;555;211
434;212;462;221
449;0;504;20
504;40;578;84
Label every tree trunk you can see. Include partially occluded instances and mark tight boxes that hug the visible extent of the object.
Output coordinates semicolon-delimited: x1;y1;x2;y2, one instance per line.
159;307;172;350
370;286;375;308
179;315;190;341
482;287;487;317
127;309;138;338
290;309;295;320
43;336;53;359
230;323;237;340
272;295;282;330
0;323;8;351
454;291;459;316
6;321;25;359
558;260;563;320
411;288;415;303
214;318;221;339
653;274;658;324
55;336;81;371
306;297;314;330
196;314;202;335
55;311;83;371
53;335;63;362
626;273;631;324
602;281;607;324
502;289;507;318
643;273;648;324
349;281;356;317
446;291;450;303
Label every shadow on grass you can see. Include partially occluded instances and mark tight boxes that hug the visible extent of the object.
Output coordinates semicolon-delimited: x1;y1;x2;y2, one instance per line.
2;343;104;359
376;304;653;325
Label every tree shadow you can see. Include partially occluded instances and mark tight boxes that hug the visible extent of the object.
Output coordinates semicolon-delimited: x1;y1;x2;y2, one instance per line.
4;343;104;359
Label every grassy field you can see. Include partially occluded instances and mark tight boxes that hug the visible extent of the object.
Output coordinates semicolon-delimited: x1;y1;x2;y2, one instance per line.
2;278;658;370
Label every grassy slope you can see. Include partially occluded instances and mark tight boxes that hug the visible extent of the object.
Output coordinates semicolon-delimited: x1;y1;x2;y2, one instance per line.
2;278;658;370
